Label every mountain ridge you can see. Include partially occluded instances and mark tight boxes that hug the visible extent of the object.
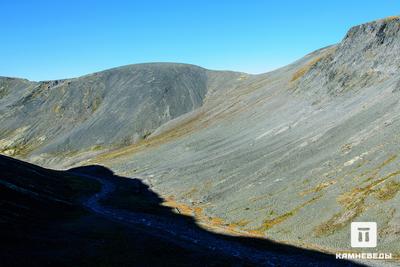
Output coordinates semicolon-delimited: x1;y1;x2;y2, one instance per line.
1;16;400;265
85;17;400;261
0;63;247;164
293;15;400;97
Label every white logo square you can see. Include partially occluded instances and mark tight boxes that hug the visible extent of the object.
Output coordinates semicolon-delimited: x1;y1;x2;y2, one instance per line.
351;222;377;248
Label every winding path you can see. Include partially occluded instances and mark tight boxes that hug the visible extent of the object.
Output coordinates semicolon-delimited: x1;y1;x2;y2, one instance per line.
76;172;358;267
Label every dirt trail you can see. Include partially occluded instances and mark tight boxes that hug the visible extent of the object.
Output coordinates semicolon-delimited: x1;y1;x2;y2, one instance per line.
77;172;359;267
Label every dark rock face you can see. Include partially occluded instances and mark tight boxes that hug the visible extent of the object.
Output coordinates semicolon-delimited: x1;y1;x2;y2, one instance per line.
294;16;400;96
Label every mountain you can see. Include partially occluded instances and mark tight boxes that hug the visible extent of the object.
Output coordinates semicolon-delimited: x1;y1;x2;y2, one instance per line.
293;16;400;96
1;16;400;265
0;64;244;166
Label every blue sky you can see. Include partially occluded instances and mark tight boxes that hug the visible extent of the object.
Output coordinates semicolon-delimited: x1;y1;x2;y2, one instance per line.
1;1;399;81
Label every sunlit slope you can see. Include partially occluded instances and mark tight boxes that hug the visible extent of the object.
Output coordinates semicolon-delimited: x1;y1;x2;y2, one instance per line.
94;17;400;255
0;63;244;165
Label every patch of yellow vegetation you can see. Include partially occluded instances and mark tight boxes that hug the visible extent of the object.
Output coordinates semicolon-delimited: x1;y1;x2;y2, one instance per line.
93;112;207;162
373;180;400;201
299;180;336;196
315;155;400;236
237;75;248;81
208;217;224;225
53;104;61;113
382;15;400;22
230;219;250;228
162;197;196;216
341;143;352;154
256;211;295;232
375;155;397;172
291;47;336;82
252;195;322;234
162;196;254;236
291;64;313;82
90;145;104;151
0;126;34;156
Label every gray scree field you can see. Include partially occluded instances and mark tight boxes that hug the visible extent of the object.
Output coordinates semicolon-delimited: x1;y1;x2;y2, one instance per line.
1;16;399;264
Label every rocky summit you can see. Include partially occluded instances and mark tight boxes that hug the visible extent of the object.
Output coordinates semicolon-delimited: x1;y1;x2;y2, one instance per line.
1;16;400;266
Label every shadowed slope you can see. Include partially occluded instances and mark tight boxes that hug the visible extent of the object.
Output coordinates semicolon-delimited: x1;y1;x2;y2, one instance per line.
0;155;363;266
0;155;247;266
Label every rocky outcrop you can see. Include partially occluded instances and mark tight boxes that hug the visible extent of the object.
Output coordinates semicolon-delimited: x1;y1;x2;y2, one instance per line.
294;16;400;96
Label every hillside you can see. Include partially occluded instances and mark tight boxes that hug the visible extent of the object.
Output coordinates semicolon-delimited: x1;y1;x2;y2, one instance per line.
1;16;400;266
91;17;400;260
1;155;358;266
2;155;238;266
0;64;245;166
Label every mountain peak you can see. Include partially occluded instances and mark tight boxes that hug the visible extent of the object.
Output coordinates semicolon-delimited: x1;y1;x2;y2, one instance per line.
292;16;400;96
343;15;400;47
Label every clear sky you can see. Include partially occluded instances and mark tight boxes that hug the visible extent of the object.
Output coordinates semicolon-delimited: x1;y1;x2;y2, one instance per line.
1;1;399;81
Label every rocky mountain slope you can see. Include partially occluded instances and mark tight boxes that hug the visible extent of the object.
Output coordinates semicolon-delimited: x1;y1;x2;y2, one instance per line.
1;16;400;265
92;17;400;260
0;64;244;164
294;16;400;97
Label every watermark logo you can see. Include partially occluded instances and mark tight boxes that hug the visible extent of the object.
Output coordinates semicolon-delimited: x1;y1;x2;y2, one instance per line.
336;221;392;260
351;222;377;248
